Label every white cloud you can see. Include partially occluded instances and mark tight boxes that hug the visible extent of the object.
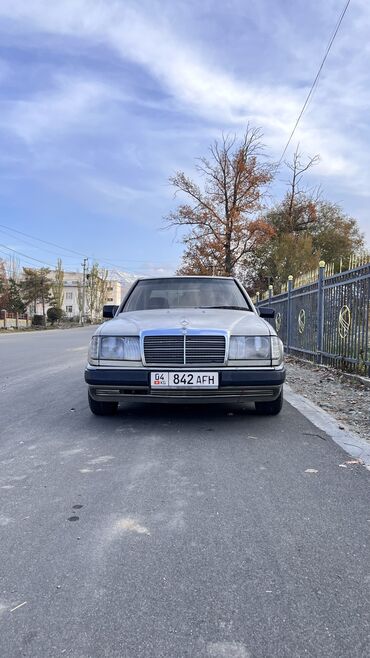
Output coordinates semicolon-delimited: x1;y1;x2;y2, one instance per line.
0;0;369;217
0;75;117;144
0;0;300;126
85;176;147;203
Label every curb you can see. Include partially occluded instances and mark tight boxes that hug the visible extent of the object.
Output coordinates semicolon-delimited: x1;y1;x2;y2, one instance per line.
284;384;370;470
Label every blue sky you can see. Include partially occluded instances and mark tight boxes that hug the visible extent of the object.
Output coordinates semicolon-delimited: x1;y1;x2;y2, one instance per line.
0;0;369;278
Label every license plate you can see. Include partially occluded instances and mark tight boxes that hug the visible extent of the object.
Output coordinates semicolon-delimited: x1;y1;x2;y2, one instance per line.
150;371;219;388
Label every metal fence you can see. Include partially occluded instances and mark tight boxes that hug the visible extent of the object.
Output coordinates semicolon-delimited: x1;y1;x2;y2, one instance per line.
256;261;370;377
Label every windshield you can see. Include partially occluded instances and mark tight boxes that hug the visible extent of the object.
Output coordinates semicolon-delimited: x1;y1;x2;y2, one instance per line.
122;278;251;312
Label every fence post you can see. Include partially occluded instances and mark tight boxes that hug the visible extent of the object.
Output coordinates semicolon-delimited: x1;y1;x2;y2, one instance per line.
256;292;260;307
317;260;325;363
16;312;19;329
1;309;6;329
287;276;293;352
268;284;273;305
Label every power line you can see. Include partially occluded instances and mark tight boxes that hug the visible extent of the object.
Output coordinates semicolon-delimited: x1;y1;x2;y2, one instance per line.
0;245;177;282
0;243;54;268
0;249;55;279
0;222;177;270
279;0;351;164
0;240;176;278
0;223;89;260
0;228;82;263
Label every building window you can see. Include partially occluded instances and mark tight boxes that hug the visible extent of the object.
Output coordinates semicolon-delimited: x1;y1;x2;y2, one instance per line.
107;297;113;302
66;292;73;300
66;306;73;313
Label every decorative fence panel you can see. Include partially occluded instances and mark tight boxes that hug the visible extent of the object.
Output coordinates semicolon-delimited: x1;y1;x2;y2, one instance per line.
321;264;370;372
290;282;318;358
256;261;370;377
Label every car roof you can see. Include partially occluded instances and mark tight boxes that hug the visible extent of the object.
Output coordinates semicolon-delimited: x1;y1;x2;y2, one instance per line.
134;275;235;281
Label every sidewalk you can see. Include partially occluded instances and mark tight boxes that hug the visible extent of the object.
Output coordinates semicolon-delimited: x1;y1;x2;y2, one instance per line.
285;356;370;444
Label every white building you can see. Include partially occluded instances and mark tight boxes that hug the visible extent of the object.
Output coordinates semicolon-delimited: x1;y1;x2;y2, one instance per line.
62;272;122;319
33;271;123;319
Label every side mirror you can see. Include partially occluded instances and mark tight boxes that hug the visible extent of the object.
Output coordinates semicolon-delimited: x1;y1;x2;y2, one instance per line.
259;307;275;319
103;305;119;319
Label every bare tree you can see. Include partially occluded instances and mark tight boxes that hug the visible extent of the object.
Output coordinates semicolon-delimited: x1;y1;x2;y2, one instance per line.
8;255;22;282
0;258;8;308
51;258;64;309
86;263;109;320
77;281;84;319
97;268;109;313
277;146;320;234
165;126;275;276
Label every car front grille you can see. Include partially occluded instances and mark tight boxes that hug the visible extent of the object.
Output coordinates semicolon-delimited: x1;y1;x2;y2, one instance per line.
143;335;226;365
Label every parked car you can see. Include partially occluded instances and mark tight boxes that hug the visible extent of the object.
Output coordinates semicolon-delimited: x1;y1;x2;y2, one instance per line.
85;276;285;416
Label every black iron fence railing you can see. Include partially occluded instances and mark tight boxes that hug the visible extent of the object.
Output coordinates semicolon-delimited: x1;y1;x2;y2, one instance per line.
256;260;370;376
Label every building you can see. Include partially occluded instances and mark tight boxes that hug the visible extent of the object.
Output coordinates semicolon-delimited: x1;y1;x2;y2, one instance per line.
33;271;122;320
62;272;122;319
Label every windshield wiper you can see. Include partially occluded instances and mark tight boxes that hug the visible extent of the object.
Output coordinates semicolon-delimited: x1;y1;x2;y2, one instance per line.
200;305;251;311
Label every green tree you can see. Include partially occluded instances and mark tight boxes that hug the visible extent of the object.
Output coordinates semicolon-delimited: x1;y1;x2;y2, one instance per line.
254;201;365;292
21;268;51;323
310;201;364;266
253;233;319;292
7;278;26;314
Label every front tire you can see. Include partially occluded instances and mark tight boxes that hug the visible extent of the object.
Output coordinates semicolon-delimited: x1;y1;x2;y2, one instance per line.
88;391;118;416
255;390;283;415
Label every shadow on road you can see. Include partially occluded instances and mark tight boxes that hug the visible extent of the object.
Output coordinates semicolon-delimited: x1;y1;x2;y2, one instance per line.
83;400;286;432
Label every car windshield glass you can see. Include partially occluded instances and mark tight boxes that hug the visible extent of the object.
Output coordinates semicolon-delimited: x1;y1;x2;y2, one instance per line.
123;278;251;312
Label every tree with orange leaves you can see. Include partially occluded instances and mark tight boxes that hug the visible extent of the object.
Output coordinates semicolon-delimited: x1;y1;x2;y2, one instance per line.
165;126;275;277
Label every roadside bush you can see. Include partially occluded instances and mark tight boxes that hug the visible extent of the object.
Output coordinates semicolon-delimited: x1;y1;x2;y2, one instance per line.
47;307;63;325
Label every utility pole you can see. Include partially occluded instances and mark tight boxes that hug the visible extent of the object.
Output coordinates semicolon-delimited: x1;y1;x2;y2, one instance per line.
81;258;88;326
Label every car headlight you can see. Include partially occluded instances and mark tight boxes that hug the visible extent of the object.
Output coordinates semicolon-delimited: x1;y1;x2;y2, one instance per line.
271;336;284;365
229;336;271;360
88;336;141;361
100;336;141;360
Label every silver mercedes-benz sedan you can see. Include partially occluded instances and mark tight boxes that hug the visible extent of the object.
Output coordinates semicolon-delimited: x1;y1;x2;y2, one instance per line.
85;276;285;416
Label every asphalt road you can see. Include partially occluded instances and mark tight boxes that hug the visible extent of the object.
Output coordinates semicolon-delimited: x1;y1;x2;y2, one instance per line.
0;327;369;658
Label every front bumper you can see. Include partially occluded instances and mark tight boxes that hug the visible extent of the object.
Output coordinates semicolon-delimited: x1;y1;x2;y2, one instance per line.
85;366;285;404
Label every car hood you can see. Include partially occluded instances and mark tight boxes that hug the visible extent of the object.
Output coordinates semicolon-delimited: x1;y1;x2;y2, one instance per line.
96;308;274;337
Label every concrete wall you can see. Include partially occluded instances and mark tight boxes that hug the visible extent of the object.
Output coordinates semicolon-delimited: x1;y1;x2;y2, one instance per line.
1;312;30;329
